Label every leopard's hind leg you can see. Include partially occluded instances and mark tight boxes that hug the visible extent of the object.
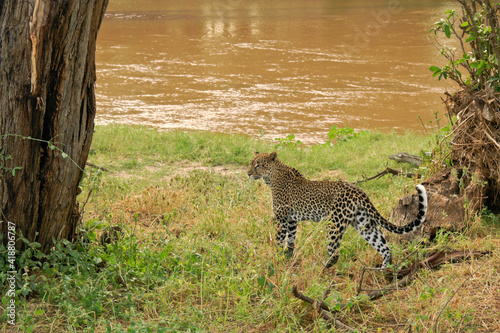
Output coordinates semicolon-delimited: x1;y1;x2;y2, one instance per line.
285;219;298;257
354;209;392;267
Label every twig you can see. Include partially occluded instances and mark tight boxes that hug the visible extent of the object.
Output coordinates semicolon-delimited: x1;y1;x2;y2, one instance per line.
367;273;414;301
358;250;419;299
292;286;357;332
85;161;110;172
78;189;93;224
355;167;418;184
417;115;428;134
292;285;331;313
483;129;500;149
322;272;337;301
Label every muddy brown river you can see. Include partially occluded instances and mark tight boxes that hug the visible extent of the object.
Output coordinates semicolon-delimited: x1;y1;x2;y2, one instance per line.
96;0;456;143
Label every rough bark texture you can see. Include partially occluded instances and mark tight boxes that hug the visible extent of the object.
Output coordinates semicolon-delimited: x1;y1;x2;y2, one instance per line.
391;166;491;241
0;0;108;253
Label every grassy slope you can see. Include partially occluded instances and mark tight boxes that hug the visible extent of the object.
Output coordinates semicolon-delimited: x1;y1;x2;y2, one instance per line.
7;125;500;332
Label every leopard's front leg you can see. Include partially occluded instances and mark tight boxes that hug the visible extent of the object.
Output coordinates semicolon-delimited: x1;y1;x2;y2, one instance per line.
273;205;292;257
274;216;287;250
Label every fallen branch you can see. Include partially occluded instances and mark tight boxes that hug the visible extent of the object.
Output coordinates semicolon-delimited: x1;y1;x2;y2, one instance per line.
85;161;110;172
355;167;419;184
388;152;422;167
292;286;357;332
293;251;490;331
292;285;331;313
358;250;491;301
367;272;415;301
358;249;420;300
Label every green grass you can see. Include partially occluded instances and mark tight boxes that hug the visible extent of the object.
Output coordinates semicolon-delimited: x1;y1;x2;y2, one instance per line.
2;125;499;332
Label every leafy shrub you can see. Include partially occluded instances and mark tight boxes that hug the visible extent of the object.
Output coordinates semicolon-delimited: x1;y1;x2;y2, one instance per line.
429;2;500;90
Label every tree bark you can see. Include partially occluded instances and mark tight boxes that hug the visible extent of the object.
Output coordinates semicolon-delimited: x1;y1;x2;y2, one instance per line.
0;0;108;253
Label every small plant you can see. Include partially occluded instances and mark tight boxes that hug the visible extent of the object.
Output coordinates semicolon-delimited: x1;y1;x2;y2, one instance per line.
481;208;500;227
274;134;302;149
0;145;23;180
256;263;275;294
327;125;366;142
429;2;500;90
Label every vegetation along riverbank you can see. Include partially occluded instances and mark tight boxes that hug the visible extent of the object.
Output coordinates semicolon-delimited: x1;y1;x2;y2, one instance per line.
4;124;499;332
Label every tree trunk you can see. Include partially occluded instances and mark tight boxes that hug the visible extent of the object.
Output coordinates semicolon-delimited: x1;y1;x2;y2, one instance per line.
0;0;108;253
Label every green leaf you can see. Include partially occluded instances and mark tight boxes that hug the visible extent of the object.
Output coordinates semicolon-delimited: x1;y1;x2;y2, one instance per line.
461;21;469;27
444;24;451;38
34;309;44;316
12;166;22;176
257;275;266;288
61;152;68;159
470;62;481;69
429;66;442;73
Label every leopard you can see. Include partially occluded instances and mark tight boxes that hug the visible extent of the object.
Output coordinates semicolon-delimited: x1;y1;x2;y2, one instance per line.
247;151;428;268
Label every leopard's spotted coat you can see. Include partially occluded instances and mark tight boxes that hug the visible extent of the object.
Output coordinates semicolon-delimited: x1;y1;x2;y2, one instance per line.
247;152;428;268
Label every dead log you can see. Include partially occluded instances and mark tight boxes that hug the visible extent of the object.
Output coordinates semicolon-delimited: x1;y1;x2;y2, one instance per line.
389;152;422;167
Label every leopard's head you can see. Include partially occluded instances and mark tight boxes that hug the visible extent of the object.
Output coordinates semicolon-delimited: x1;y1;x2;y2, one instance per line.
247;152;278;181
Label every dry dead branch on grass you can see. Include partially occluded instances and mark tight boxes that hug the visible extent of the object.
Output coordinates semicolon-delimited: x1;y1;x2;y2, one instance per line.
293;250;490;330
355;167;419;184
292;285;357;332
359;250;491;300
85;162;110;172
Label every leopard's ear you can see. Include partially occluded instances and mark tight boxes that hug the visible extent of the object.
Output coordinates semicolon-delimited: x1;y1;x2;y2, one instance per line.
254;151;259;155
269;152;277;161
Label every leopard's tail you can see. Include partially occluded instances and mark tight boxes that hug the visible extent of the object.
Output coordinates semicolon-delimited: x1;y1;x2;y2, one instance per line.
378;185;427;234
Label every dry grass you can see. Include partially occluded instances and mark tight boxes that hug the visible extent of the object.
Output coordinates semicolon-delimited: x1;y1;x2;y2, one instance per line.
82;166;500;333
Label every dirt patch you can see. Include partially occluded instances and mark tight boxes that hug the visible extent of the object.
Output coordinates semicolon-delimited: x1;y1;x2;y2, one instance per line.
114;170;144;179
164;161;248;181
317;169;345;181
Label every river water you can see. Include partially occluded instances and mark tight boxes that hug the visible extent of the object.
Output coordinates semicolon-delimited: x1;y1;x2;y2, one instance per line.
95;0;456;143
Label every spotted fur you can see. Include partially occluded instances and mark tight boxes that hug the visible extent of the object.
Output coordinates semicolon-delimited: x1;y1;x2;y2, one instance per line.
247;152;428;268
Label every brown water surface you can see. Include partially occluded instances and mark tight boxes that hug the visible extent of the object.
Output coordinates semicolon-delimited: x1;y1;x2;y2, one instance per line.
96;0;456;143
